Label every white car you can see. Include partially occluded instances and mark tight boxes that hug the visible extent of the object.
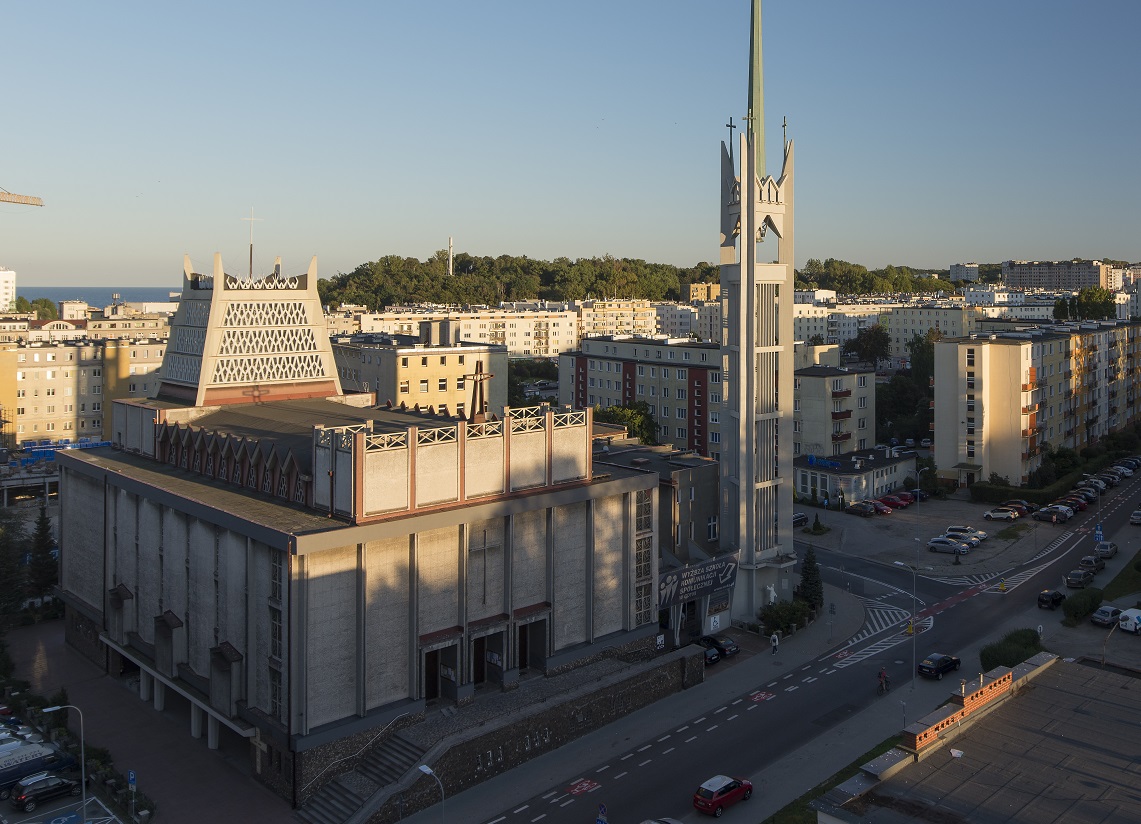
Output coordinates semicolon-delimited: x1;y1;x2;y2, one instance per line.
1051;503;1075;518
928;537;970;555
1130;510;1141;525
920;438;932;447
946;525;987;542
984;507;1018;521
943;531;980;547
1113;465;1133;476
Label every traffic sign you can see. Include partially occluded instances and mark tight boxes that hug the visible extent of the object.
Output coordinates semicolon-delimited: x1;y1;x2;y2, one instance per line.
128;769;136;786
1095;523;1104;541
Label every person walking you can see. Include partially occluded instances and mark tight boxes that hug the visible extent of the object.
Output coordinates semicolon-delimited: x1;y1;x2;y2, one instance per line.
770;631;779;656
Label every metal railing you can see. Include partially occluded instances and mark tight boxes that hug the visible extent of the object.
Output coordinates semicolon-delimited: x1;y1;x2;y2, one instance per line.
300;711;410;796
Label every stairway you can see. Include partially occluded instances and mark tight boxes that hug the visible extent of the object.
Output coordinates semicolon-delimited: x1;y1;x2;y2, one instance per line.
295;733;427;824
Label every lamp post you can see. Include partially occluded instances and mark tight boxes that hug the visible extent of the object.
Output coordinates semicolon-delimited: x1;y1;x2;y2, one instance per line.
418;764;445;823
43;704;85;823
895;544;921;693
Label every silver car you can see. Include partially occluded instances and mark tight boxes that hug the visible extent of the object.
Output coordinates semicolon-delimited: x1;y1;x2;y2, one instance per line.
946;525;987;541
942;531;980;548
928;537;970;555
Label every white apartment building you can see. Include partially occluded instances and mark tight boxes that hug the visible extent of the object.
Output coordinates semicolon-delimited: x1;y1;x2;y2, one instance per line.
794;304;885;349
651;303;698;338
949;263;980;282
574;299;657;339
793;366;876;457
361;306;578;358
962;286;1025;306
693;301;721;343
0;268;15;312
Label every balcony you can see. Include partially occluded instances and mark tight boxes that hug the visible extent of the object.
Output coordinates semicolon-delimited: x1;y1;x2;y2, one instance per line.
831;410;853;420
831;432;852;443
1022;403;1038;414
1021;429;1033;438
1021;382;1035;392
831;389;852;398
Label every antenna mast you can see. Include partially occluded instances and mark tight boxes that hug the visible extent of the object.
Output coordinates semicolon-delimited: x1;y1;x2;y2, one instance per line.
241;208;263;278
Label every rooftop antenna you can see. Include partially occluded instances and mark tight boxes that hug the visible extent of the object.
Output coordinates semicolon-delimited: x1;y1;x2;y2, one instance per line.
448;236;454;277
241;208;263;278
783;116;788;151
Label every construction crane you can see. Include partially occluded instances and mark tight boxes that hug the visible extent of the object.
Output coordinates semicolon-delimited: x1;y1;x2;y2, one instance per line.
0;187;43;206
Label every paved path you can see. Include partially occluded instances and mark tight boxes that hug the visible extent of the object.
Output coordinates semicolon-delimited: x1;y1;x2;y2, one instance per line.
5;621;292;824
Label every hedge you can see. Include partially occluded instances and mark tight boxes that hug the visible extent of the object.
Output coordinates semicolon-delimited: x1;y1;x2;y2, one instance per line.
1061;587;1104;624
968;452;1129;505
980;628;1044;671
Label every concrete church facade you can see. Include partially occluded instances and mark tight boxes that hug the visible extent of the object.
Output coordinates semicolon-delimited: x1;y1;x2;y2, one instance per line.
55;256;659;806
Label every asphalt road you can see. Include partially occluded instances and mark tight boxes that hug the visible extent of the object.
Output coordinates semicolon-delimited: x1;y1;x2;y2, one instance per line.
468;484;1139;824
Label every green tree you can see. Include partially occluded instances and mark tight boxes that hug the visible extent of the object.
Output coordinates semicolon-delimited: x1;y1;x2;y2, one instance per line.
593;402;658;445
27;505;57;599
1053;299;1069;321
13;296;32;314
806;334;825;346
842;324;891;366
1073;287;1115;320
29;298;58;320
799;545;823;608
0;510;29;618
906;329;942;392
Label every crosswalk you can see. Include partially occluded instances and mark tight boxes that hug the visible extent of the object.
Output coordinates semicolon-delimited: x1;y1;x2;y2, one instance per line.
833;615;934;668
980;562;1055;593
930;572;1003;587
848;597;912;643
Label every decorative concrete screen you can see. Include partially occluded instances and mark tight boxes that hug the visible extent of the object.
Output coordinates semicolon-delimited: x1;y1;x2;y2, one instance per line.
362;434;410;514
465;421;505;498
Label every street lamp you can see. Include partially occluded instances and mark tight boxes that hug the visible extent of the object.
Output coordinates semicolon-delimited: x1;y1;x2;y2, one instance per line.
418;764;445;823
43;704;85;823
895;545;922;693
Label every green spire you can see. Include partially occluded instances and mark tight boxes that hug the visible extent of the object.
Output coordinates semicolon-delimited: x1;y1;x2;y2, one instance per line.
747;0;765;179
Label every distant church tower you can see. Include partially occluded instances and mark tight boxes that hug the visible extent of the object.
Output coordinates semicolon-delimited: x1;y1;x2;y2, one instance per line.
719;0;795;619
156;254;342;406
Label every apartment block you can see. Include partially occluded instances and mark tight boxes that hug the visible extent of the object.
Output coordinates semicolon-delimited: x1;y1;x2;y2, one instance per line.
949;263;980;282
1002;259;1123;291
0;268;14;313
687;282;721;302
651;303;698;338
331;328;507;417
885;305;981;362
559;336;722;458
361;306;578;358
793;366;876;457
2;338;165;447
933;321;1141;486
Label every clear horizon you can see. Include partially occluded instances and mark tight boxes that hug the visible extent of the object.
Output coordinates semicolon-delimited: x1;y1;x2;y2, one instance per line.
4;1;1140;287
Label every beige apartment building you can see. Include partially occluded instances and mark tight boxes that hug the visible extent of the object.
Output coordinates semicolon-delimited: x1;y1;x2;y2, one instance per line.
793;365;876;457
361;306;578;359
885;305;981;363
687;282;720;302
1002;259;1123;291
2;338;165;448
933;321;1141;486
559;336;722;458
331;328;507;418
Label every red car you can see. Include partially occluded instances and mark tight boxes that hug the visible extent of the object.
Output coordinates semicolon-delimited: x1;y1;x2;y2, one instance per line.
866;500;893;515
879;495;908;509
894;491;916;504
694;775;753;816
1056;497;1088;511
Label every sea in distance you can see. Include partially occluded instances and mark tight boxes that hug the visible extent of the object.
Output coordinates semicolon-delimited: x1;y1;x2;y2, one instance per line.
22;285;183;309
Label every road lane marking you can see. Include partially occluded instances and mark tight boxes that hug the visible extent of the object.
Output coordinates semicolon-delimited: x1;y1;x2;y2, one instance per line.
637;744;652;752
596;765;609;773
785;686;798;692
514;805;530;813
677;725;690;732
487;818;506;824
732;698;743;705
531;814;546;822
620;754;633;760
727;714;739;721
804;676;817;683
663;747;675;754
639;759;652;767
658;735;671;742
714;706;727;714
706;724;719;731
686;735;698;742
560;799;574;808
615;771;628;779
542;791;557;799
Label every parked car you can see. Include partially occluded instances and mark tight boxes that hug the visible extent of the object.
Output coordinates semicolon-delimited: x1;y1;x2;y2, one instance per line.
904;438;916;447
866;500;893;515
1094;541;1118;559
1090;605;1123;627
1033;506;1069;523
999;502;1029;517
917;653;961;680
946;525;987;541
1094;474;1119;488
1004;499;1037;512
693;775;753;817
942;531;980;548
1065;568;1094;588
699;635;740;658
7;773;80;813
703;647;721;666
792;512;808;528
1049;504;1075;518
1131;510;1141;525
845;502;875;517
1055;497;1087;511
1037;589;1066;609
927;537;970;555
1079;555;1105;574
1119;608;1141;634
1068;488;1098;502
1112;465;1133;476
920;438;932;447
894;491;916;504
879;495;908;509
909;488;931;501
984;507;1018;521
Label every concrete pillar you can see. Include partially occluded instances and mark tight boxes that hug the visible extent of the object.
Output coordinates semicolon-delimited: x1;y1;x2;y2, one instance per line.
152;681;165;712
190;704;204;739
207;715;220;750
139;671;152;702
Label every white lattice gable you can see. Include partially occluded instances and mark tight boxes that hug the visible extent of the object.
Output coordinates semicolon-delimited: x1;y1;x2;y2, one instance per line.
157;253;342;406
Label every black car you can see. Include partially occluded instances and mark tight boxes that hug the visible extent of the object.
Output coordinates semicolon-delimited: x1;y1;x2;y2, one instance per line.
917;653;961;680
1065;568;1094;588
699;635;740;658
909;488;931;501
792;512;808;528
8;773;80;813
845;502;875;517
702;647;720;666
1037;589;1066;610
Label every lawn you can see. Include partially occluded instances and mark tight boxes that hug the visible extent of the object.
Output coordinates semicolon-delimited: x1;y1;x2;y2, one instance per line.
994;523;1030;541
1103;546;1141;604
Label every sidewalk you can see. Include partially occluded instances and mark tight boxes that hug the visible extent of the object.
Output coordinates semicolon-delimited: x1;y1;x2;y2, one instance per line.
395;581;869;824
4;620;292;824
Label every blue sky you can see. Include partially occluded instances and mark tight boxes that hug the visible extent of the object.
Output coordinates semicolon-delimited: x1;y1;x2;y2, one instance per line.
3;1;1140;287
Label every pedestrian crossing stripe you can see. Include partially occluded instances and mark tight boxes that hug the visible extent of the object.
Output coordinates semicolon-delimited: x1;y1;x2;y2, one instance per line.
832;617;934;667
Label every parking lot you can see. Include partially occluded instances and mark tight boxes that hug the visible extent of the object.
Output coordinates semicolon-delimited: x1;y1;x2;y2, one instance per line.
797;486;1131;578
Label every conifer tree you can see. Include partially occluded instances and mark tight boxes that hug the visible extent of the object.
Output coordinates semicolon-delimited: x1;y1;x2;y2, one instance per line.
27;505;58;599
800;545;824;608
